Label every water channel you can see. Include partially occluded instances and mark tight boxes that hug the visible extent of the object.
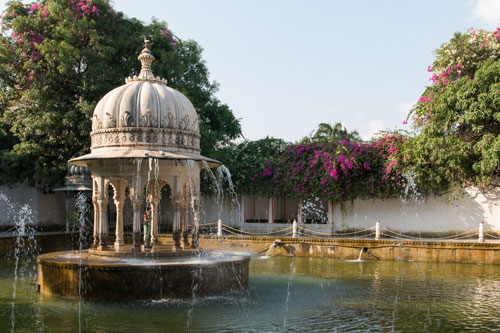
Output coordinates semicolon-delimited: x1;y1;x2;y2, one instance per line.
1;255;499;332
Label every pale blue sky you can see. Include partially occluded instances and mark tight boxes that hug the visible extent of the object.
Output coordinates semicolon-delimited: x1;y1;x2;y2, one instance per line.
3;0;500;141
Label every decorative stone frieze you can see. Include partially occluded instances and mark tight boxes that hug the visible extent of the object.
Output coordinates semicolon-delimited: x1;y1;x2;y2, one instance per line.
90;128;200;153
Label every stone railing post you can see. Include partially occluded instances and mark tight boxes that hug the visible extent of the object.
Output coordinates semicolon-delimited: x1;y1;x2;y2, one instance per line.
479;221;485;243
375;220;381;240
217;219;222;237
292;219;298;238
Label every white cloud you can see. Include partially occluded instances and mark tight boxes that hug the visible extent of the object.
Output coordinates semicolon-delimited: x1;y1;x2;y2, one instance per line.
397;101;415;117
355;113;365;122
472;0;500;29
359;119;385;141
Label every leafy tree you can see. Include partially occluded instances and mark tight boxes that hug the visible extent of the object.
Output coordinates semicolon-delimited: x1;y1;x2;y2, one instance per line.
210;136;288;194
405;28;500;193
0;0;241;191
301;122;361;144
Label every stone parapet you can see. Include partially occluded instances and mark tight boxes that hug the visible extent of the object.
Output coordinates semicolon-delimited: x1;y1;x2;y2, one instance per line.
186;235;500;265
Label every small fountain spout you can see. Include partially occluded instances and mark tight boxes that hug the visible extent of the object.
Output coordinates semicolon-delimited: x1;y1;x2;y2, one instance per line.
357;248;363;261
263;239;282;257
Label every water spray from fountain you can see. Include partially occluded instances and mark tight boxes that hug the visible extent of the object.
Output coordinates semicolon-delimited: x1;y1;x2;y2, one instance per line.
0;194;37;333
218;165;243;229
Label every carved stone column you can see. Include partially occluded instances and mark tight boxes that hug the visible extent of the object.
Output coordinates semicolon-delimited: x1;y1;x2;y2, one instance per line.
91;177;99;248
191;198;200;249
297;199;303;224
92;201;99;247
268;197;273;224
149;197;159;247
147;181;161;247
181;202;190;248
130;199;142;251
96;177;110;250
327;200;334;226
112;179;127;250
172;201;182;250
129;175;144;252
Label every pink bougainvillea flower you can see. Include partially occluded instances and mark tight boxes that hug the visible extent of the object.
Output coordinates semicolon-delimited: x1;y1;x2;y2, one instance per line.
402;120;408;125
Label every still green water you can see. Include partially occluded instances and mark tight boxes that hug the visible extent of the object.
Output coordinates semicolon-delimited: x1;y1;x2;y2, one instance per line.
1;255;500;332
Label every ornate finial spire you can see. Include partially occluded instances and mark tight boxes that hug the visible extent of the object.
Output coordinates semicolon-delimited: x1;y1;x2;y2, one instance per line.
143;36;151;49
138;37;155;80
125;37;168;85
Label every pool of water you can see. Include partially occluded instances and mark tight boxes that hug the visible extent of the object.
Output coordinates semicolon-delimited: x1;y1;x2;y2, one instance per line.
1;255;500;332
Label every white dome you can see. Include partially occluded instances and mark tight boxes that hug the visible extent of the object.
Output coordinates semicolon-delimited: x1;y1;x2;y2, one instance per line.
89;46;200;154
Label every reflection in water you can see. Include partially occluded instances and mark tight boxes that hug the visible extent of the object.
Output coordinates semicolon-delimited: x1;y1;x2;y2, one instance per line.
1;256;500;332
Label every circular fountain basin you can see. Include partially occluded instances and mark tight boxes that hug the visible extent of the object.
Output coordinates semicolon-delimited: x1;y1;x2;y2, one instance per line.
37;250;249;300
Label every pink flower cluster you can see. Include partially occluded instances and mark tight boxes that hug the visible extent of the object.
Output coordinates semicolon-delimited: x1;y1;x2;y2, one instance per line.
30;3;49;17
70;0;102;18
12;30;43;61
429;63;464;86
161;29;177;47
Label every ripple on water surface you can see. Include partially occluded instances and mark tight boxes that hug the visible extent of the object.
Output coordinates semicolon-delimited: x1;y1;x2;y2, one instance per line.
2;256;500;332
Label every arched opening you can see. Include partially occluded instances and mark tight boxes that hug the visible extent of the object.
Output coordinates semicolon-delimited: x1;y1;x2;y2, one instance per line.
159;183;173;233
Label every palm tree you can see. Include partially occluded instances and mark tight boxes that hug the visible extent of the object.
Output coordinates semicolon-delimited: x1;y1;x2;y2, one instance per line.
312;122;361;143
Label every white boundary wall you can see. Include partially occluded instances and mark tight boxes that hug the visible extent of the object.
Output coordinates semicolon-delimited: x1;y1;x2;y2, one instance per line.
0;185;66;228
333;187;500;233
2;184;499;233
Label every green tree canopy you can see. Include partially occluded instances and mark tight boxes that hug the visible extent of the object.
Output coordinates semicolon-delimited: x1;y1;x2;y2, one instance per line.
404;28;500;194
209;136;288;194
0;0;241;191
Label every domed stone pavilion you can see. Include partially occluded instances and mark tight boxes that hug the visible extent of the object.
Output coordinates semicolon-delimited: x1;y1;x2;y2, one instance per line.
70;41;218;251
37;40;249;301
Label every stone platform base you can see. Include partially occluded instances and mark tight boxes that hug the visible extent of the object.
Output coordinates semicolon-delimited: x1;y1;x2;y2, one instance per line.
37;249;249;300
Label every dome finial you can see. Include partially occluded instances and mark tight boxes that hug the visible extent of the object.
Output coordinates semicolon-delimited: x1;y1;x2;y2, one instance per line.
124;36;168;85
138;36;155;80
143;36;151;49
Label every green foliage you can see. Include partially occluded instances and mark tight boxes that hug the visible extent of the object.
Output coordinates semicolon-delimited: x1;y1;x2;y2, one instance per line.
210;136;288;194
407;28;500;193
0;0;241;191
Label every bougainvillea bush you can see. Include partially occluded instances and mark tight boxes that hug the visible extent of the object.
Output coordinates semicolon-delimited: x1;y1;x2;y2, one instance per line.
250;133;406;202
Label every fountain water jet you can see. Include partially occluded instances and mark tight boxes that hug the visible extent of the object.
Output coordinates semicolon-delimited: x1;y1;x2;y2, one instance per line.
0;194;37;332
36;41;249;300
